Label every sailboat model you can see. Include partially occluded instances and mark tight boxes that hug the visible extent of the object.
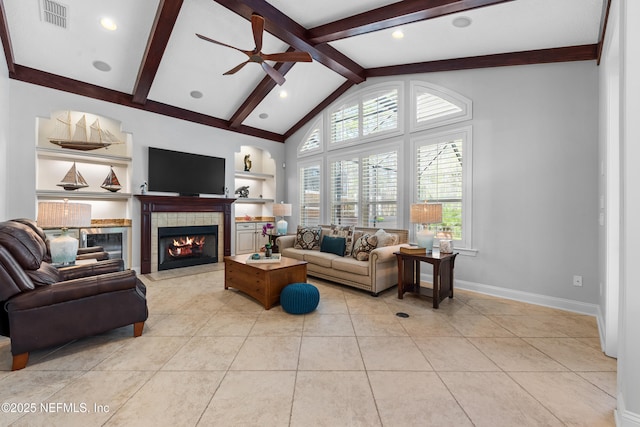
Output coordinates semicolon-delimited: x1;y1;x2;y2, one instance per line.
57;162;89;191
100;166;122;192
49;111;122;151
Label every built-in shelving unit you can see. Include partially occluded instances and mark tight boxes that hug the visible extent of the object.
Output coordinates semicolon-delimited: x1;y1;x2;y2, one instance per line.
233;147;276;216
36;111;133;219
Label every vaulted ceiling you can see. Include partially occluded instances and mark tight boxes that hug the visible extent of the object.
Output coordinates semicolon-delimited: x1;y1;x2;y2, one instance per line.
0;0;609;142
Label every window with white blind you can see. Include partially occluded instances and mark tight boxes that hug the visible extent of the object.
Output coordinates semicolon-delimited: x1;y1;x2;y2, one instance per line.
329;83;402;147
299;128;321;155
299;163;321;226
413;127;472;248
411;81;472;132
362;151;398;228
329;157;359;226
329;148;399;228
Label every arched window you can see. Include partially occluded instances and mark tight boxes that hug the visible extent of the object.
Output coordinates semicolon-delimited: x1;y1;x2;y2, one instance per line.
411;81;472;132
297;118;323;157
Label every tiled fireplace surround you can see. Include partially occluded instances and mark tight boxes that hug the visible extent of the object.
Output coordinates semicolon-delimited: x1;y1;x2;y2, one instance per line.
135;196;235;274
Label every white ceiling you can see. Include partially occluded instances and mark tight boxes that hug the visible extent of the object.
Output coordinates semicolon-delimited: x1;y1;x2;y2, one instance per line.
2;0;605;138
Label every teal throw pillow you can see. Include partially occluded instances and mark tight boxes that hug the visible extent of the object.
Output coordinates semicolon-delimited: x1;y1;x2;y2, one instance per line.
320;235;346;257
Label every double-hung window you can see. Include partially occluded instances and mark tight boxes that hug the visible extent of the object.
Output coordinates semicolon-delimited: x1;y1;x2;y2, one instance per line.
299;162;321;227
329;147;399;228
413;127;472;248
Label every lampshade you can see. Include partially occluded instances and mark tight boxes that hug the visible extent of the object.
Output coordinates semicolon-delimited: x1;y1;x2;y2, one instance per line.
410;202;442;251
272;203;292;217
410;203;443;224
37;200;91;265
37;200;92;229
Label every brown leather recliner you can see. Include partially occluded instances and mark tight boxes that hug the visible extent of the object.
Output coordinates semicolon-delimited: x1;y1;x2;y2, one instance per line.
0;220;148;370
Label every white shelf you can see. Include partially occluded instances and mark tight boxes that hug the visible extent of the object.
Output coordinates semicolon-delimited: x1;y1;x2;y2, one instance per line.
36;147;131;166
36;190;132;200
234;171;274;180
235;198;274;204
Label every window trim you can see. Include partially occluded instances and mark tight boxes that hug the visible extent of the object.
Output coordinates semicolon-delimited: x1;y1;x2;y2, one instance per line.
327;82;404;150
410;81;472;133
411;125;474;252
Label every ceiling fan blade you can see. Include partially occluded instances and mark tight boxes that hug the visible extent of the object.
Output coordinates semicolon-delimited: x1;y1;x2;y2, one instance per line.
261;62;286;86
251;14;264;53
196;33;251;56
262;51;313;63
223;61;250;75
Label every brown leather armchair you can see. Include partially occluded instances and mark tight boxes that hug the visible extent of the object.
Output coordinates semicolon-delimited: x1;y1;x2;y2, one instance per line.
0;220;148;370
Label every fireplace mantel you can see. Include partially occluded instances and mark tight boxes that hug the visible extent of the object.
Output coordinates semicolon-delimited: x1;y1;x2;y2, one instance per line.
135;195;235;274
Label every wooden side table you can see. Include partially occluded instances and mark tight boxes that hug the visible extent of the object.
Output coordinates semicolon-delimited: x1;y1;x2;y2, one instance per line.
395;251;458;309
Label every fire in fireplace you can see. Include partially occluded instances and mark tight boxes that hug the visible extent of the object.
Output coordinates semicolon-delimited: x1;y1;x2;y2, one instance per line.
158;225;218;271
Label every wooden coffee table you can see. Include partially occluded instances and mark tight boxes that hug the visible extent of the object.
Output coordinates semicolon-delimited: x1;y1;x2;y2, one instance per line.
224;255;308;309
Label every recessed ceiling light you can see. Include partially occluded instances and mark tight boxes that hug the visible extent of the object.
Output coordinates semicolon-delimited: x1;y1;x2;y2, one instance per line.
279;90;288;99
392;29;404;39
92;60;111;72
452;16;472;28
100;17;117;31
259;113;269;119
190;90;203;99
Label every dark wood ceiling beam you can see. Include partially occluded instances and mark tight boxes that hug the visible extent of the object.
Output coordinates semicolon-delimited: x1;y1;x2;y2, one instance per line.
229;50;296;128
308;0;514;44
596;0;612;65
10;65;284;142
284;80;355;140
0;0;15;74
366;44;598;77
213;0;365;83
132;0;184;105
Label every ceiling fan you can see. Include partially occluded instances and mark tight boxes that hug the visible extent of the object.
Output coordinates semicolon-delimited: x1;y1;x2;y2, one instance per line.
196;13;312;86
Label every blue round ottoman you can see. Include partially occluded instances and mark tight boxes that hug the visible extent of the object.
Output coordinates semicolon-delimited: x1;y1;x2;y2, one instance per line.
280;283;319;314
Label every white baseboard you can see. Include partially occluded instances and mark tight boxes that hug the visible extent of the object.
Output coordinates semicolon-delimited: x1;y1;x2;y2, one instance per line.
441;276;600;316
616;393;640;427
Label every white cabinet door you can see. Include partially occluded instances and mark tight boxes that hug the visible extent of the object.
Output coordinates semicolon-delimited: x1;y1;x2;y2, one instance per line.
236;223;256;255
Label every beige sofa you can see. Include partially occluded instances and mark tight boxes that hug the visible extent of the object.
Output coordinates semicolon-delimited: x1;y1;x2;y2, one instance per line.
276;226;409;296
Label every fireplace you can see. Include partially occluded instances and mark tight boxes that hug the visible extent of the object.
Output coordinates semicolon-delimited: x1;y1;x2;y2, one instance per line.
158;225;218;271
135;196;235;274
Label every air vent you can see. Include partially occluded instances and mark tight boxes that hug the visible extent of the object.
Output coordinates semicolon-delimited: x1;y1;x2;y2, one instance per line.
40;0;68;29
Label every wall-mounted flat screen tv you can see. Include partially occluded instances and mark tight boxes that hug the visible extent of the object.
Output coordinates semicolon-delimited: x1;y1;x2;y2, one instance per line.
148;147;225;196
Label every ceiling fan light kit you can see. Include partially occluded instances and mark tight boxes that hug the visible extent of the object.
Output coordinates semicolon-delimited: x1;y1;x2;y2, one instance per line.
196;13;312;86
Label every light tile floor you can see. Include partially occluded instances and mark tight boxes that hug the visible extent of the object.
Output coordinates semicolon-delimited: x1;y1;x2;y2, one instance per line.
0;265;617;426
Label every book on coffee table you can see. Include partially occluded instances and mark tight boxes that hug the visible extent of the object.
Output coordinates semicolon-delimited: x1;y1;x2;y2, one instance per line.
246;253;282;264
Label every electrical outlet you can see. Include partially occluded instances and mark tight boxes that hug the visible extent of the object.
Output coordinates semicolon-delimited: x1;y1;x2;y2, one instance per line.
573;275;583;287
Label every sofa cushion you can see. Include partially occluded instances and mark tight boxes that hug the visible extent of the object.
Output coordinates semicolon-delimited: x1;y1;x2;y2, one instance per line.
329;224;355;256
374;229;399;247
294;226;321;250
281;247;306;261
0;221;46;270
304;251;339;268
26;262;62;286
332;256;369;276
352;233;378;261
320;235;346;257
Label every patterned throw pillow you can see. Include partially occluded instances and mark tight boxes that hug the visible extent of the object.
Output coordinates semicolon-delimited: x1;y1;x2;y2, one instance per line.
374;229;399;247
330;224;355;256
352;233;378;261
294;226;321;250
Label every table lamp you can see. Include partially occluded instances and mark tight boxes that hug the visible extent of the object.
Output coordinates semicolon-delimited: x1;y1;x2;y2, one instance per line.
273;202;292;235
37;199;92;265
410;202;442;251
